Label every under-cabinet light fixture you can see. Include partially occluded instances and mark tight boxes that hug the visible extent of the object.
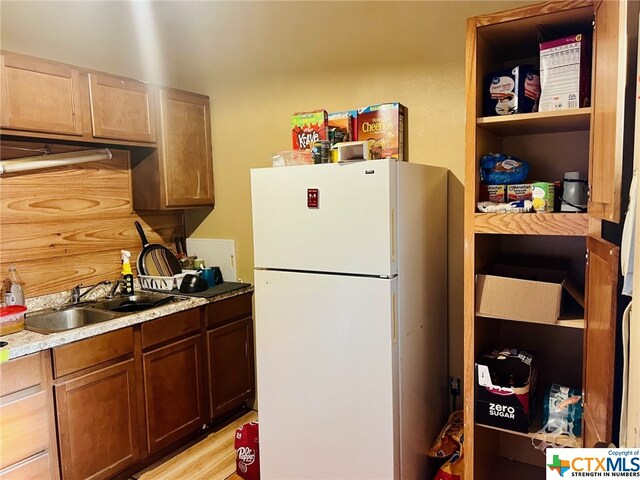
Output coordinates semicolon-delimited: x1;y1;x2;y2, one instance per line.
0;148;112;175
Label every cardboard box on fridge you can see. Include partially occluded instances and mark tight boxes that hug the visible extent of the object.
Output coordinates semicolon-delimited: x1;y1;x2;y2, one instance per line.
475;261;584;325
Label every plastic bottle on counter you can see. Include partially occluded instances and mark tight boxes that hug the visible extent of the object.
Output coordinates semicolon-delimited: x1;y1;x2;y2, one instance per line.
4;265;25;306
121;250;134;294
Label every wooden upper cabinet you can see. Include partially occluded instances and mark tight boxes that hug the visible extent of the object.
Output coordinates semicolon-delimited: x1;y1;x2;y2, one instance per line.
583;235;619;447
88;73;157;143
158;88;214;208
0;53;83;136
588;0;631;223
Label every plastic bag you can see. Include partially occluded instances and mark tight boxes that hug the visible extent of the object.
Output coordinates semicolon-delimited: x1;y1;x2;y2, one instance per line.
434;447;465;480
532;384;582;453
480;153;529;184
428;410;464;459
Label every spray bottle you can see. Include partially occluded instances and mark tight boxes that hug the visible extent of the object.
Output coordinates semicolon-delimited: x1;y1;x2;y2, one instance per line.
3;265;25;306
121;250;134;294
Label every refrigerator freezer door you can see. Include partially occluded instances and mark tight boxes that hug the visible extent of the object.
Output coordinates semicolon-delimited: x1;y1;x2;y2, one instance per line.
254;269;399;479
251;159;397;276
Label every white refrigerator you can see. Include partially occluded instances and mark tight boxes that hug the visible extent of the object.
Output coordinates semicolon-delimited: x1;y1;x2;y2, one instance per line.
251;159;448;479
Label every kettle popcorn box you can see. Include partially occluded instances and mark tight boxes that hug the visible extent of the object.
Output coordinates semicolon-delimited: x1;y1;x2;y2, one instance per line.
357;103;407;161
292;110;328;150
484;65;540;116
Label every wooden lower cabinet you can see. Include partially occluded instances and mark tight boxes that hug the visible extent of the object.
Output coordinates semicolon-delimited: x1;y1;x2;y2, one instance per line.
143;334;205;453
55;359;139;480
207;318;255;419
3;298;253;480
0;452;53;480
0;352;58;480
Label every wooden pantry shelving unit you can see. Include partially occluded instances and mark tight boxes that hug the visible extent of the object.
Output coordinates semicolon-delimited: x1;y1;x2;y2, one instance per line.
464;1;635;478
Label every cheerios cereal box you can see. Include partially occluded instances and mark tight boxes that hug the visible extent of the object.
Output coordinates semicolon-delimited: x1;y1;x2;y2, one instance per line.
357;103;407;161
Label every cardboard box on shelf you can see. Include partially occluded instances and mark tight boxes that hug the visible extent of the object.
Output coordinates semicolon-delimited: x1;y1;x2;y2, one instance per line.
484;65;540;117
532;182;555;212
539;33;591;112
475;261;584;325
475;348;537;433
480;184;507;203
507;183;533;202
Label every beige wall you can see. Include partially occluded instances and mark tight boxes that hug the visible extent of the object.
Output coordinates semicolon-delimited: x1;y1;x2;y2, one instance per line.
1;0;533;382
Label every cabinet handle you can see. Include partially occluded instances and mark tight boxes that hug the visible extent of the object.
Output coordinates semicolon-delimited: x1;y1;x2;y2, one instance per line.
195;171;201;199
245;341;248;358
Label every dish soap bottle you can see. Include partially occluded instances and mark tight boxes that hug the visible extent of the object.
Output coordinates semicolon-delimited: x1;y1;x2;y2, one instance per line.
121;250;134;294
4;265;25;306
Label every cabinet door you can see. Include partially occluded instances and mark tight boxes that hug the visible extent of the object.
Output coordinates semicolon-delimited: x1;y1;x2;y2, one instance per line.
158;89;214;207
143;334;205;452
88;73;157;143
0;54;83;135
0;392;50;470
208;318;255;419
55;359;139;480
583;236;619;446
589;0;630;223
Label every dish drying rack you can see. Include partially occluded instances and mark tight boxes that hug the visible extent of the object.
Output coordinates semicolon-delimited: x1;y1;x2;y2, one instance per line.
139;270;198;292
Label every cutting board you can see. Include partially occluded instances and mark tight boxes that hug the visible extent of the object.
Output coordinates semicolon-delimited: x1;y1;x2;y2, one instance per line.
186;238;237;282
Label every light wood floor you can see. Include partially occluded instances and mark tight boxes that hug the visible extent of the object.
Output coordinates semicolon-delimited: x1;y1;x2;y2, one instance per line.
134;410;258;480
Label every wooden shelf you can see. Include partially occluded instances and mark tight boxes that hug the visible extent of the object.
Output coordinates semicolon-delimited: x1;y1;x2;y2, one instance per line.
556;318;585;329
492;457;545;479
476;314;585;329
477;108;591;136
477;421;582;449
474;213;588;236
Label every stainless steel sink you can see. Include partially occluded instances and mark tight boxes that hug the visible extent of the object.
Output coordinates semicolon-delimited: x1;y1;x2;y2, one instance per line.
91;292;177;313
25;308;120;334
25;292;183;334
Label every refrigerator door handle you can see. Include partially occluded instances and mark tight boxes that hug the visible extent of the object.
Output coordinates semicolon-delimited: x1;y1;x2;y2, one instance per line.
391;208;396;262
392;292;397;345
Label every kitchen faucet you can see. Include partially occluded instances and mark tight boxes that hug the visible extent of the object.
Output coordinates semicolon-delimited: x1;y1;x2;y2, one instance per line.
70;280;111;304
107;279;128;299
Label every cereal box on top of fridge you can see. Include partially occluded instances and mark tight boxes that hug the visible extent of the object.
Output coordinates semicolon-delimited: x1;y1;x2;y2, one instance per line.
291;110;328;150
357;103;407;161
328;110;357;145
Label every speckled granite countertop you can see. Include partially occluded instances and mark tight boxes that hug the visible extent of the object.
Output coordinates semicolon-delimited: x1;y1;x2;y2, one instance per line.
1;283;253;361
